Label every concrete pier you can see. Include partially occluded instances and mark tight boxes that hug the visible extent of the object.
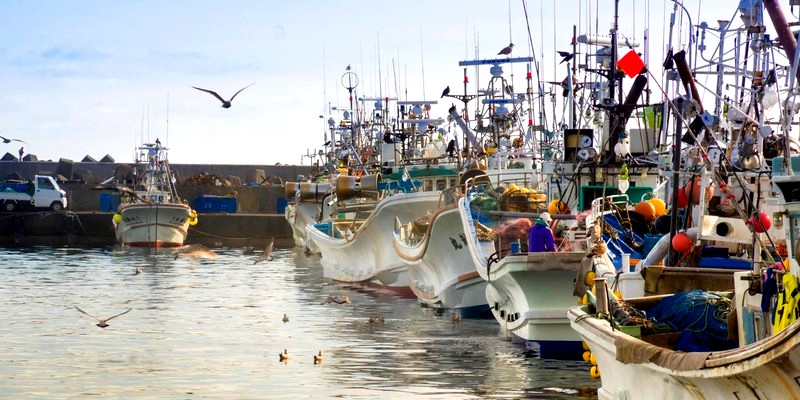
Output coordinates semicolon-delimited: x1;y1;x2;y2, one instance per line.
0;160;313;247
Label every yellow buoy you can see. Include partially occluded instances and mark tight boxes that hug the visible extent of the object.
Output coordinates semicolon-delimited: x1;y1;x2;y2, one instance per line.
548;200;569;214
189;217;198;226
648;197;667;217
582;294;588;305
112;214;123;223
582;341;589;351
582;351;591;363
614;290;622;299
590;353;597;365
590;365;601;379
585;271;597;286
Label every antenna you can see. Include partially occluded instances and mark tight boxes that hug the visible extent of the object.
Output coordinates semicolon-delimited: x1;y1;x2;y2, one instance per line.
420;27;427;99
166;92;170;147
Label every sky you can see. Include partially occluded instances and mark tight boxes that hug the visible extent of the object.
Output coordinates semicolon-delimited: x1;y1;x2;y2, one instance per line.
0;0;790;165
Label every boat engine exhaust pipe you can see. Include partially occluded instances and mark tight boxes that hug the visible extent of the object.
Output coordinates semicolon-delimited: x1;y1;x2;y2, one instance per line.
606;75;647;162
672;50;703;113
765;0;800;81
449;106;478;150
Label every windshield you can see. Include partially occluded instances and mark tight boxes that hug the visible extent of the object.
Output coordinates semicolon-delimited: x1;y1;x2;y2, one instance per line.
37;177;55;190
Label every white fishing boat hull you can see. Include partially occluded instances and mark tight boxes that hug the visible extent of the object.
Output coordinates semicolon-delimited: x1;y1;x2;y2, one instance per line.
285;202;320;252
485;252;585;358
392;204;490;317
306;191;441;293
568;305;800;400
114;203;192;248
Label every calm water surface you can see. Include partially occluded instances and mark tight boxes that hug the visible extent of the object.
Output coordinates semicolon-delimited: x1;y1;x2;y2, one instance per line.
0;246;598;399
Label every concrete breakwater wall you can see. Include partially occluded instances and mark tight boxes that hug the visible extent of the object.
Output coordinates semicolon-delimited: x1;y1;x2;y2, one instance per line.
0;160;313;213
0;160;313;247
0;160;313;187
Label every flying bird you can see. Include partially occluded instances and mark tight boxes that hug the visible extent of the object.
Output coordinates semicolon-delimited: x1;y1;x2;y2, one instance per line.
440;86;450;98
253;237;275;265
174;244;218;260
497;43;514;56
321;295;352;305
323;140;332;146
0;135;26;144
192;82;255;108
75;306;132;328
558;51;574;64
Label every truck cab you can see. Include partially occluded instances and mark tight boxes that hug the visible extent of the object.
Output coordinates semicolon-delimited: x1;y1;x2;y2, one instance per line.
0;175;68;212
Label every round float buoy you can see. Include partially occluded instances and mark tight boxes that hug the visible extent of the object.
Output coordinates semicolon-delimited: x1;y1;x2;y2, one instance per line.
548;200;569;215
751;211;772;233
585;271;597;286
590;365;601;379
685;177;714;205
672;232;693;253
648;197;667;217
112;214;123;223
635;201;657;222
583;351;592;363
590;353;597;365
672;187;689;208
582;341;589;351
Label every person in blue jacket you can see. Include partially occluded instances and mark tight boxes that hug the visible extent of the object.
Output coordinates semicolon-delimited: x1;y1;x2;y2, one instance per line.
528;212;556;252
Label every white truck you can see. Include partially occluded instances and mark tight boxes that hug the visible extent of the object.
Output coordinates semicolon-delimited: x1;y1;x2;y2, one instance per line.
0;175;68;212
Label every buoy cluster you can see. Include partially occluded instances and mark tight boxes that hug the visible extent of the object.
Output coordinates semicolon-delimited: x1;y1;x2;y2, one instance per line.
581;341;600;379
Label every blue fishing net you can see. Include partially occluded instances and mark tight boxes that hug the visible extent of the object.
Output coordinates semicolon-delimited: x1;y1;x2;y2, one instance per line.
646;290;737;352
602;214;644;270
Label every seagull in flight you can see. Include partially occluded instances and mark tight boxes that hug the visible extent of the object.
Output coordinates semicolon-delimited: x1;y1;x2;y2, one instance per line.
75;306;132;328
192;83;255;108
253;237;275;265
497;43;514;56
558;51;574;64
0;135;26;144
440;86;450;98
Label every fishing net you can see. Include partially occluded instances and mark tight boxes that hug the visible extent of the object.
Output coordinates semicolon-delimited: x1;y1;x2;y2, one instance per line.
646;290;737;352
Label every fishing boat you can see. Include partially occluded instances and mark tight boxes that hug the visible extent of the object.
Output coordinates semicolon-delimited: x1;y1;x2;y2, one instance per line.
113;142;195;248
567;0;800;396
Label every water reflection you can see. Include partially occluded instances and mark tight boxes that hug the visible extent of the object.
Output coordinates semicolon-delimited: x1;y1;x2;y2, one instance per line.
0;246;598;399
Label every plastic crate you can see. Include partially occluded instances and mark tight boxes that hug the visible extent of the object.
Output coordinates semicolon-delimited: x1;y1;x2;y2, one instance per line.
194;195;237;213
100;193;121;212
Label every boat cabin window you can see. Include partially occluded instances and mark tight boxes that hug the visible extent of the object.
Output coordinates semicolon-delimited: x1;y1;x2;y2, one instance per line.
37;177;55;190
449;178;456;188
436;179;446;191
424;179;434;192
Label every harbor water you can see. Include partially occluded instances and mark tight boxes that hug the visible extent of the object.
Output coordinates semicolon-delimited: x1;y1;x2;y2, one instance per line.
0;246;599;399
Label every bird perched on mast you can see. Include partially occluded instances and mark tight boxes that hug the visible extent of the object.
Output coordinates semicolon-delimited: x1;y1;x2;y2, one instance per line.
192;83;255;108
440;86;450;98
497;43;514;56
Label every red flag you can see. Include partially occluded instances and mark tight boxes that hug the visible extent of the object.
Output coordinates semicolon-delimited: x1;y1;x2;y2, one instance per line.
617;50;646;78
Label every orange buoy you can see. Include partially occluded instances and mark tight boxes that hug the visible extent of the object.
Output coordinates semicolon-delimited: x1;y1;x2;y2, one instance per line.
672;232;693;253
590;365;601;379
648;197;667;217
672;187;689;209
751;211;773;233
548;199;569;215
685;177;714;205
635;200;657;222
582;351;591;362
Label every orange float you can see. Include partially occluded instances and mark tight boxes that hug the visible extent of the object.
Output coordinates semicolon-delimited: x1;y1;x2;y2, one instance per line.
672;232;693;253
548;200;569;215
635;201;657;222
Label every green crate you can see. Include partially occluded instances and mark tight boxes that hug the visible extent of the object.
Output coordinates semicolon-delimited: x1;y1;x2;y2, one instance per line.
617;324;642;338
